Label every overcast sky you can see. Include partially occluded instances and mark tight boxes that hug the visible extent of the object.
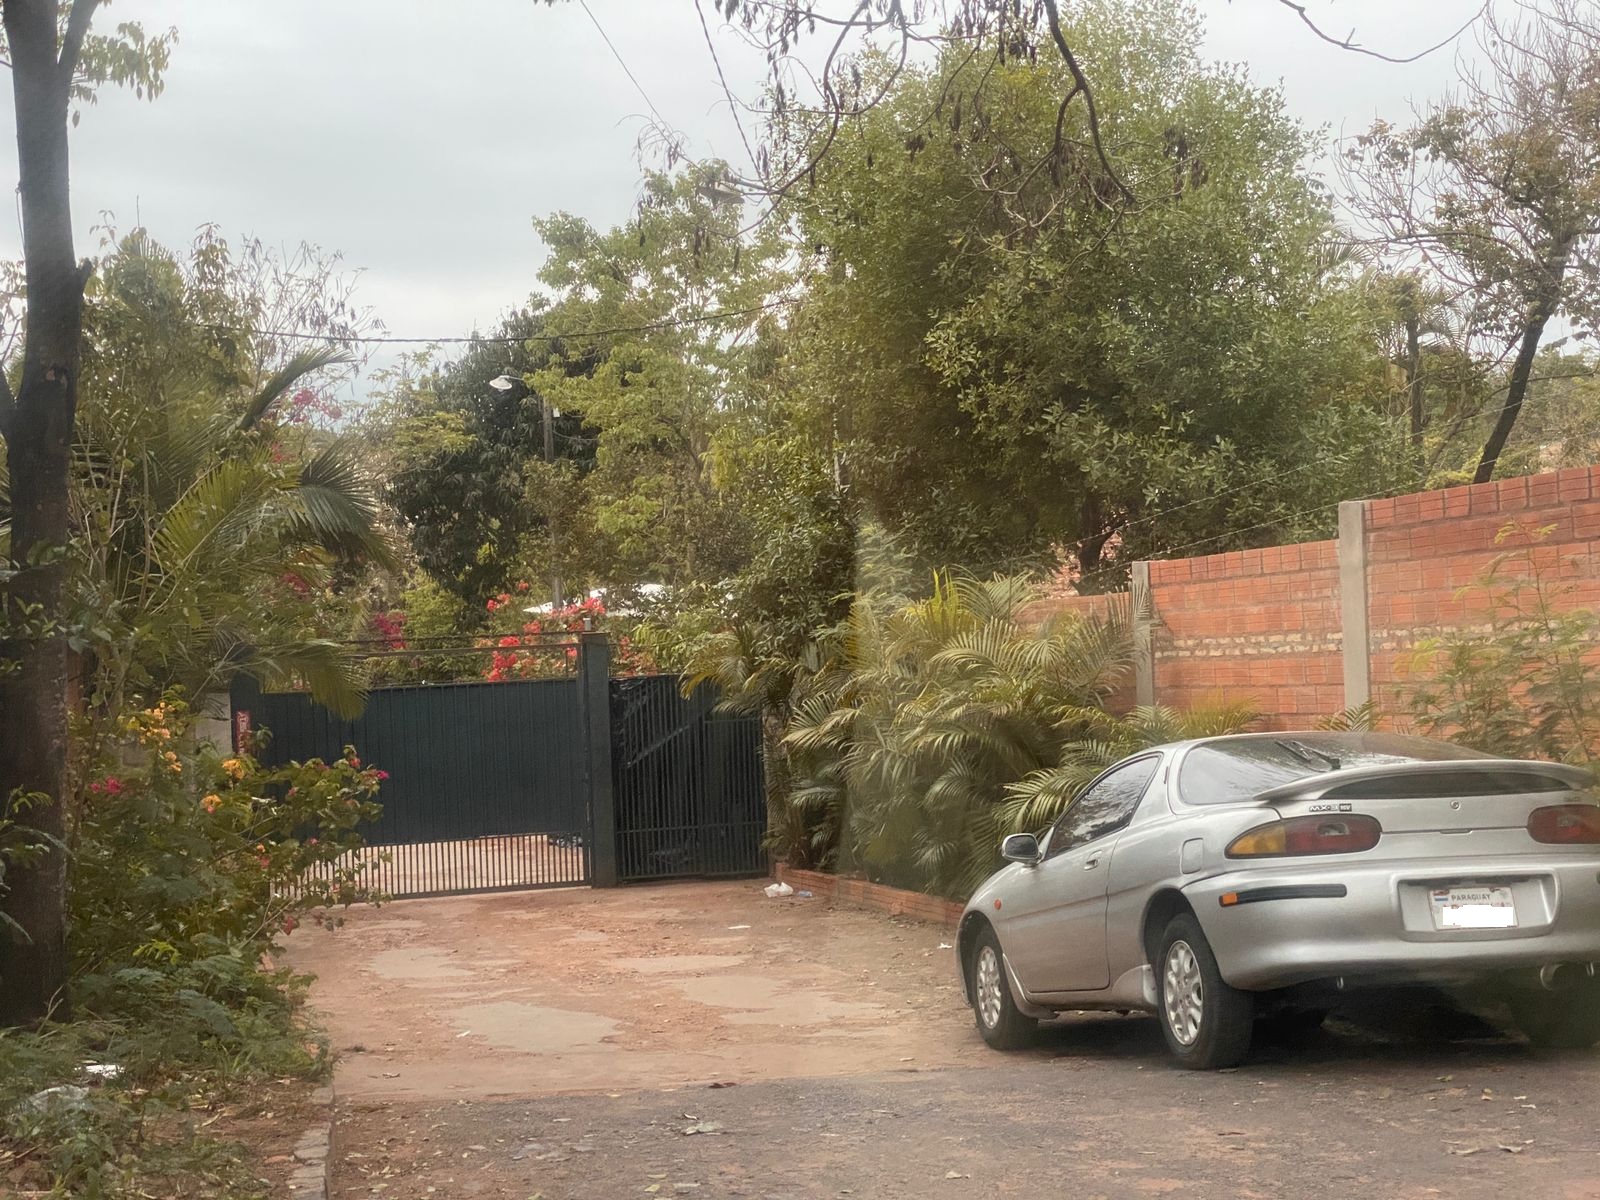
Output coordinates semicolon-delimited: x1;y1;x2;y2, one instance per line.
0;0;1486;388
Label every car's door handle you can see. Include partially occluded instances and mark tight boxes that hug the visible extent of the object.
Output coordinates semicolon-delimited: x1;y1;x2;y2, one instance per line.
1084;856;1100;870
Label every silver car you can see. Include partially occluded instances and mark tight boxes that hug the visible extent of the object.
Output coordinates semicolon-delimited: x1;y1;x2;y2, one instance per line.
957;732;1600;1068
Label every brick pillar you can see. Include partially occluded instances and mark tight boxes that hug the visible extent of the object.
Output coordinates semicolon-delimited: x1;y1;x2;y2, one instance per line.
1337;500;1371;710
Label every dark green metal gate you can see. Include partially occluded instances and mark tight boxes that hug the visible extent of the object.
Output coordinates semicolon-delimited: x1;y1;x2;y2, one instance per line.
233;674;594;899
610;675;766;882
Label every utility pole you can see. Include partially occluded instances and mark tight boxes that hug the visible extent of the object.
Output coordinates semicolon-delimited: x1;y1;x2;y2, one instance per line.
543;394;564;610
492;373;565;612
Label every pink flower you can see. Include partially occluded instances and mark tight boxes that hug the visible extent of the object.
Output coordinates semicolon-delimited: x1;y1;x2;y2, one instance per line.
102;777;124;796
375;769;390;780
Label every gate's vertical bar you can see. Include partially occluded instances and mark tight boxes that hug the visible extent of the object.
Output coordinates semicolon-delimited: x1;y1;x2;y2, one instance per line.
579;633;619;887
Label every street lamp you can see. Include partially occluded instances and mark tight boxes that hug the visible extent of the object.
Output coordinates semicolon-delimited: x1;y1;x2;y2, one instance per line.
488;374;564;609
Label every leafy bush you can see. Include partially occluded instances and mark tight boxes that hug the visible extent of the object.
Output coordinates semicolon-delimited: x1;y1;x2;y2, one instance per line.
1404;524;1599;765
778;574;1135;898
0;697;385;1197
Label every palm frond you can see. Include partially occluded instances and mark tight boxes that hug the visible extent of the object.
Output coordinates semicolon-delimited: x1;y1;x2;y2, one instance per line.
237;347;353;431
289;438;398;569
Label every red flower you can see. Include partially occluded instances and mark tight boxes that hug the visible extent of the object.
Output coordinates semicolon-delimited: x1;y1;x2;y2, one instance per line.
375;769;390;780
498;635;521;648
486;599;499;612
516;581;530;593
102;777;123;796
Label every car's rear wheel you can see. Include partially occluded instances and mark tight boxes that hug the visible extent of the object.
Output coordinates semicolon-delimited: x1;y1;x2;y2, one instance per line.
1156;914;1254;1070
969;927;1036;1050
1512;971;1600;1050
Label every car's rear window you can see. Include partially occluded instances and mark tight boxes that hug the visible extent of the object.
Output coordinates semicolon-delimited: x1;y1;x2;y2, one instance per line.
1177;734;1497;806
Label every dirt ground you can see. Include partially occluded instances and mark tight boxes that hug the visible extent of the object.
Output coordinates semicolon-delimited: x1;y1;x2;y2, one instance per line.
292;882;1600;1200
285;880;983;1100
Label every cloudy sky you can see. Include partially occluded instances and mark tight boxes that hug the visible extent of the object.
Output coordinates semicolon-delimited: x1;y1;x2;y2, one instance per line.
0;0;1485;388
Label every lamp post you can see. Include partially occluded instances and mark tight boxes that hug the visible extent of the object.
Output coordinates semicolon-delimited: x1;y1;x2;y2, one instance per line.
490;374;564;609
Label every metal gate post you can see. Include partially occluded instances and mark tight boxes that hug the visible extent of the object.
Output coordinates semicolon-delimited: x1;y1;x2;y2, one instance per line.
579;633;620;887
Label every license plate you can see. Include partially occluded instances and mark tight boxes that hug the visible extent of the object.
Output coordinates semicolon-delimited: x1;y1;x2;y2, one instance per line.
1430;885;1517;929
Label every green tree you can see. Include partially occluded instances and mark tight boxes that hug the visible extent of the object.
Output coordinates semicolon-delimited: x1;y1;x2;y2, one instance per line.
779;0;1403;585
376;308;597;607
1345;0;1600;483
70;235;395;721
0;0;175;1026
529;163;786;595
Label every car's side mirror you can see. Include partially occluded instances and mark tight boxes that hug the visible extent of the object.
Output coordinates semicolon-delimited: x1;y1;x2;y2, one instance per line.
1000;832;1041;866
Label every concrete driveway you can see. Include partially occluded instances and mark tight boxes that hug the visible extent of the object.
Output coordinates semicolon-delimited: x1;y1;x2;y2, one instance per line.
286;880;983;1101
289;882;1600;1199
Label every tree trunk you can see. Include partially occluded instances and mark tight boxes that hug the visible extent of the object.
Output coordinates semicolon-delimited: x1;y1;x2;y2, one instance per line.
759;706;794;857
1473;244;1571;485
0;0;96;1026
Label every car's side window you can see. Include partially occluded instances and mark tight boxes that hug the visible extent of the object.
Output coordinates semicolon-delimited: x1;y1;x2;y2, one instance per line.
1046;756;1162;858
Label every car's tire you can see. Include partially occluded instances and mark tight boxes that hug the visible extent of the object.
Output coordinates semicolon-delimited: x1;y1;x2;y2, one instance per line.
969;926;1036;1050
1512;972;1600;1050
1156;913;1254;1070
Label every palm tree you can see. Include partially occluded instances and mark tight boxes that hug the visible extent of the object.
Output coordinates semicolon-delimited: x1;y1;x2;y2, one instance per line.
784;573;1139;897
66;344;394;718
0;233;397;721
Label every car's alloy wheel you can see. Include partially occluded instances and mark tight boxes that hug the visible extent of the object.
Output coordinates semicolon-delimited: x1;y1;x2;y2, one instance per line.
1155;913;1254;1070
1163;939;1204;1046
968;925;1036;1050
976;944;1005;1031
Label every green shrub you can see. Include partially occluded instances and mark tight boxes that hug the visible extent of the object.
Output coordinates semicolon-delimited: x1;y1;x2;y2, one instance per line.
0;697;385;1197
1405;523;1599;765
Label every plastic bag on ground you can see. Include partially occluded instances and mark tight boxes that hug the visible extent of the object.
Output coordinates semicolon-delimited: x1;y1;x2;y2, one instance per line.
763;882;794;898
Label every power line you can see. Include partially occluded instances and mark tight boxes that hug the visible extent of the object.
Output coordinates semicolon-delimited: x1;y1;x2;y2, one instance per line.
580;0;673;132
195;296;799;346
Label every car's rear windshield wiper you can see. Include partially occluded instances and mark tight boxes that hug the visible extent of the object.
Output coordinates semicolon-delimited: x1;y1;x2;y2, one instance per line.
1274;738;1341;773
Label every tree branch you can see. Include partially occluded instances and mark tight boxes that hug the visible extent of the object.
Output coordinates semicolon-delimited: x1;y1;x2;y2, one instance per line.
58;0;102;83
1039;0;1132;204
1275;0;1487;64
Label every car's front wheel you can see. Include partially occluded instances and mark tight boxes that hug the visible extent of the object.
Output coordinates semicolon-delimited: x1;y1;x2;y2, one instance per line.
1512;970;1600;1049
969;926;1036;1050
1156;913;1254;1070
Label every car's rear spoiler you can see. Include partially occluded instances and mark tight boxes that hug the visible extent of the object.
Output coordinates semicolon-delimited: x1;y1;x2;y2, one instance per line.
1253;759;1594;805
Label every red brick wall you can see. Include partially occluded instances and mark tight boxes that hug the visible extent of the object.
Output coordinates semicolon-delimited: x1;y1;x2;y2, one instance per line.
1364;466;1600;719
1024;464;1600;730
1149;541;1344;729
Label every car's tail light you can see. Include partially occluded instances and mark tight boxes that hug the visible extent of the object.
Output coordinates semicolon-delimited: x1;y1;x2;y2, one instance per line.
1226;814;1382;858
1527;804;1600;844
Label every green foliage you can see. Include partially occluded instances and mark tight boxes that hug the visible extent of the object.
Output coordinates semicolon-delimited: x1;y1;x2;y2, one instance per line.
66;230;394;719
1404;524;1599;765
779;0;1406;582
529;163;787;594
776;573;1139;897
0;698;385;1197
1344;1;1600;481
374;308;596;605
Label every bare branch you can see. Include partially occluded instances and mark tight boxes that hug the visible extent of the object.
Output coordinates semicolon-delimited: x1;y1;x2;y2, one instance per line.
1040;0;1131;204
1275;0;1487;64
